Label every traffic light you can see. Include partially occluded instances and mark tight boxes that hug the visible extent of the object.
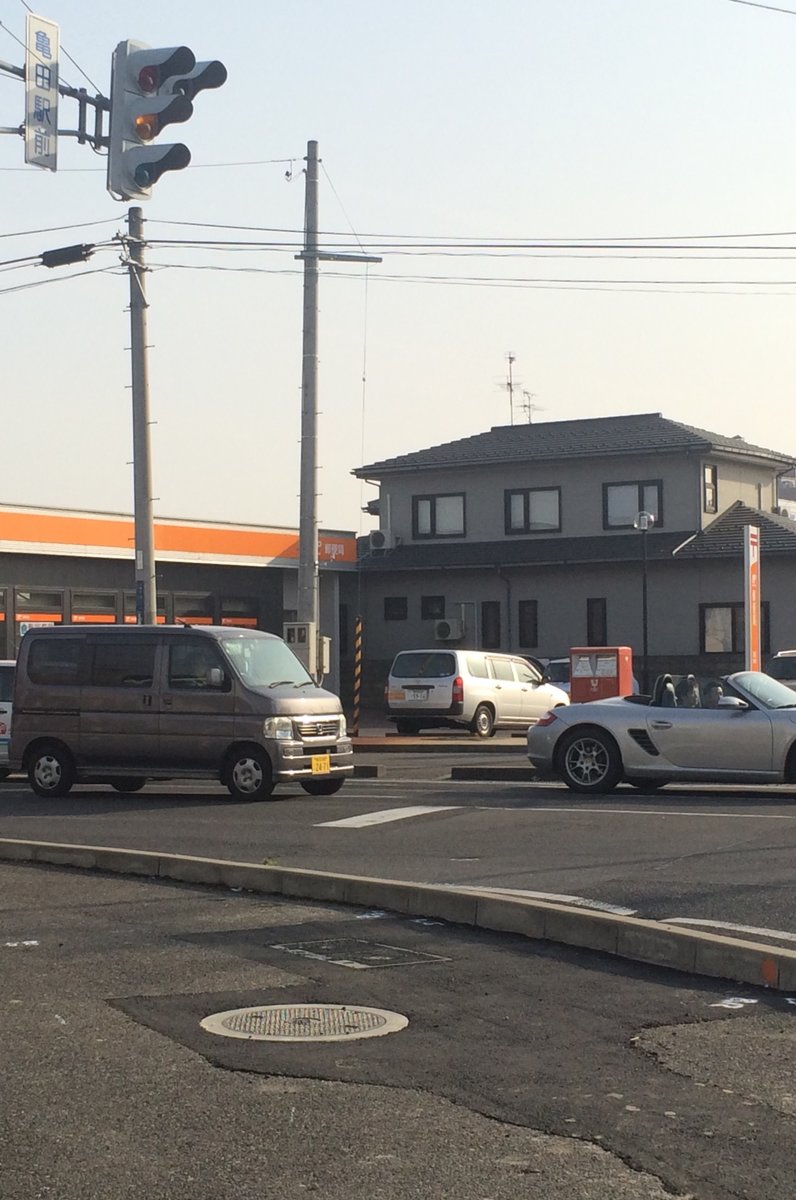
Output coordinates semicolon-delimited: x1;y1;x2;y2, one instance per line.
107;40;226;202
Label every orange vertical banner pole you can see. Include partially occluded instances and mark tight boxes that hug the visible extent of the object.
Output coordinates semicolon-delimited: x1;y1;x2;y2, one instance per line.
744;525;761;671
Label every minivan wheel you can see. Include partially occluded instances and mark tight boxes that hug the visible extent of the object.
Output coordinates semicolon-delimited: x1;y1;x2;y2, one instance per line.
109;778;147;793
227;748;274;801
301;778;345;796
471;704;495;738
28;743;75;798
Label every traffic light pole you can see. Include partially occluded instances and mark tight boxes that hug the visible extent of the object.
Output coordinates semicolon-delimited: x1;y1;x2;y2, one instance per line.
127;206;157;625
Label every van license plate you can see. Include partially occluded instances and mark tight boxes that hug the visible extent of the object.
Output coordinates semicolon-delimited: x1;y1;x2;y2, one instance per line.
406;688;428;701
311;754;331;775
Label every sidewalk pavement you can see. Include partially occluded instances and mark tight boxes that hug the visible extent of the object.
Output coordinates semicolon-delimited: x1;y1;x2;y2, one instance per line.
5;859;793;1200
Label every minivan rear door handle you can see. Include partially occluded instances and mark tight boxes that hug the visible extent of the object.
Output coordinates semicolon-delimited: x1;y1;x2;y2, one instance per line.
144;694;156;707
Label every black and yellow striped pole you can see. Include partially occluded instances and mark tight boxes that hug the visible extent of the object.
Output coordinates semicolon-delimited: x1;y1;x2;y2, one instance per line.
351;615;364;737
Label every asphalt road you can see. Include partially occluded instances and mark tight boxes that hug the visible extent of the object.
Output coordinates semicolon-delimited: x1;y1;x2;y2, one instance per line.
3;860;796;1200
3;755;796;948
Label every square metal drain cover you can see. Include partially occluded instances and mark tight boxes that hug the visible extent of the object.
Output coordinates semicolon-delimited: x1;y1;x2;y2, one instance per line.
270;937;450;970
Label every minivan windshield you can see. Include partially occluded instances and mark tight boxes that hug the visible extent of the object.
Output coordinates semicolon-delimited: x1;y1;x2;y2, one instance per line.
220;635;314;688
391;651;456;679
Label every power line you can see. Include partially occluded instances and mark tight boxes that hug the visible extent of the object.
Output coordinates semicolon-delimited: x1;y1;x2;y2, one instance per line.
726;0;796;15
0;218;119;240
0;264;121;297
151;218;796;242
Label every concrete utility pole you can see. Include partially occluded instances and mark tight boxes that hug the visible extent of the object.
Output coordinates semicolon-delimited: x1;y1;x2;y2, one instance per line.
127;206;157;624
297;141;320;636
295;140;381;676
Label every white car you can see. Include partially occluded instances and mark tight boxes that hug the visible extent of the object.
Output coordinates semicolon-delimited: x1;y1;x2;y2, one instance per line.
0;660;14;780
386;648;569;737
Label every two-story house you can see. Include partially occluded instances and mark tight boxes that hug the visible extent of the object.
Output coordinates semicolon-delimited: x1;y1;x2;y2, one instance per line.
352;413;796;698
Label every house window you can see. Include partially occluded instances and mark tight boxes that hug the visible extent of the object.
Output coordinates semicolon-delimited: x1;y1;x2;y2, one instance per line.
518;599;538;648
700;603;770;654
384;596;407;621
703;464;718;514
413;493;465;539
481;600;501;649
421;595;445;620
587;597;607;646
603;481;662;529
505;488;561;534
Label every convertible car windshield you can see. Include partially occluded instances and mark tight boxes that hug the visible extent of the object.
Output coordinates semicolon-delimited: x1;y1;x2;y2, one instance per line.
732;671;796;710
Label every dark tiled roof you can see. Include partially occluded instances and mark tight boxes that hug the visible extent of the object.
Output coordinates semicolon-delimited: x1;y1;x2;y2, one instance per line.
359;530;690;572
355;413;794;477
674;501;796;558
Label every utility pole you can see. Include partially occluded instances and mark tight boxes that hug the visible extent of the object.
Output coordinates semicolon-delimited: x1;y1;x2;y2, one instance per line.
127;206;157;624
297;140;320;640
506;352;516;425
294;140;381;678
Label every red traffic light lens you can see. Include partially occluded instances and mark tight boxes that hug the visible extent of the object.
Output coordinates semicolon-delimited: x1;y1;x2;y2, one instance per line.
138;65;159;93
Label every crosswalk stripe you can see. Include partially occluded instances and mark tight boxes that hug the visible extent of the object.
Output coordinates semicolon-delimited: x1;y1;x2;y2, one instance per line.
316;805;460;828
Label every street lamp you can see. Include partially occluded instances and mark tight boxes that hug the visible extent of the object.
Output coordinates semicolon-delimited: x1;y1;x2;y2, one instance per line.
633;511;655;694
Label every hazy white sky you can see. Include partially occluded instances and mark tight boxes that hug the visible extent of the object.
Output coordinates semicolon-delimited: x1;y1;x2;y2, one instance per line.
3;0;796;534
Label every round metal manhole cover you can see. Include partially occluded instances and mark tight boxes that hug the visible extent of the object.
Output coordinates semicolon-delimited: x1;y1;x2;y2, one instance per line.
200;1003;409;1043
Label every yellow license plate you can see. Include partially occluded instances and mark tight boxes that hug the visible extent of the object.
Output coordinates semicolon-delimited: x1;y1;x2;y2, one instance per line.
311;754;331;775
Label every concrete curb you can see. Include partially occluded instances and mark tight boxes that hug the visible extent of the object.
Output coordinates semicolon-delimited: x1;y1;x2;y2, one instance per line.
1;837;793;992
352;738;523;755
450;766;536;781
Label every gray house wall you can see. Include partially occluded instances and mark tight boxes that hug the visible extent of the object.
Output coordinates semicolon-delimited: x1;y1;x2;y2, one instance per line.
376;452;778;547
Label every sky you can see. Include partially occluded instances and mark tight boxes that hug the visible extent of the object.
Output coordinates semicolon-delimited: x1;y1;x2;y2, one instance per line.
3;0;796;535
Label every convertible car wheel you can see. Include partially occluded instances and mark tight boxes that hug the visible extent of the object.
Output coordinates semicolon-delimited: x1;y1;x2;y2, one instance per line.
558;727;622;794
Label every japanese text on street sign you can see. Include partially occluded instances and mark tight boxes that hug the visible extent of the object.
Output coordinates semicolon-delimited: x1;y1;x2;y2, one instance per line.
24;13;59;171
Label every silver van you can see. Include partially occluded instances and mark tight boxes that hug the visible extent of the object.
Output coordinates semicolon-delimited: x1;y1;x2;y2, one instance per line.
10;626;352;800
386;648;569;737
0;660;14;780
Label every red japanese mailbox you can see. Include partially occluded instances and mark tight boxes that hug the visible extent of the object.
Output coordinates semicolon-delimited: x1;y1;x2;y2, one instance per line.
569;646;634;703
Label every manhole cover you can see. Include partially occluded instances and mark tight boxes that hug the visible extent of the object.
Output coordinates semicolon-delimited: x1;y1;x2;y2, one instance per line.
200;1003;409;1043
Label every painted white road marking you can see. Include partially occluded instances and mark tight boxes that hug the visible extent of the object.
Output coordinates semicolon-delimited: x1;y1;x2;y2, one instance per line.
478;805;796;821
444;884;636;916
316;805;460;828
664;917;796;943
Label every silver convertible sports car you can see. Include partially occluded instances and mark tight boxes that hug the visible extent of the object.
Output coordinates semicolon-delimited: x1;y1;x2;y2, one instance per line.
526;671;796;794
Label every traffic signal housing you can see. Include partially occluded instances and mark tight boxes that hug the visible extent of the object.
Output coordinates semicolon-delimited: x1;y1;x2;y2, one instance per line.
107;40;226;202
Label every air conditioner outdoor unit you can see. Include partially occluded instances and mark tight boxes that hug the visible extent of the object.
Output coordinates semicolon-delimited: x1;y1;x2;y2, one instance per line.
368;528;398;552
434;618;463;642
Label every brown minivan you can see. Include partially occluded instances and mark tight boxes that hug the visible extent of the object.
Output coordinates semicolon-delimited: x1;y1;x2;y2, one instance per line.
10;625;352;800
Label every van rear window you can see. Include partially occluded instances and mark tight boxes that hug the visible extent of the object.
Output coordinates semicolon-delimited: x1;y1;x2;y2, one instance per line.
391;652;455;680
28;639;82;685
0;666;13;701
